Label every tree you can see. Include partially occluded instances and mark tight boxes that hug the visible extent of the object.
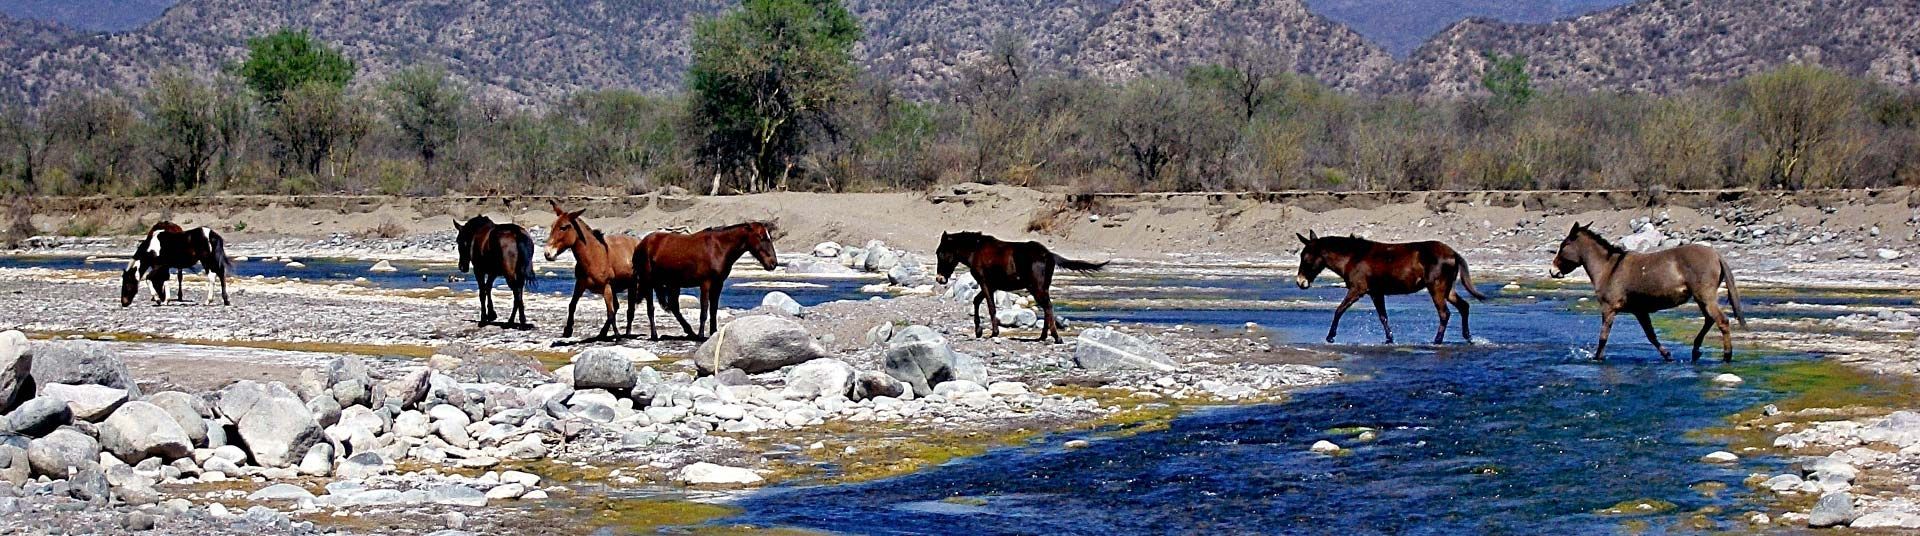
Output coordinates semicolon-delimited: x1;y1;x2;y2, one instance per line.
235;29;355;106
1742;65;1861;189
45;91;137;188
687;0;861;194
271;82;369;176
382;66;464;180
1481;52;1533;108
143;72;229;192
0;104;53;192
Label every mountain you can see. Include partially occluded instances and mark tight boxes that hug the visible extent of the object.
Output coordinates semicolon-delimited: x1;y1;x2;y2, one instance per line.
1394;0;1920;97
1302;0;1630;57
0;0;176;32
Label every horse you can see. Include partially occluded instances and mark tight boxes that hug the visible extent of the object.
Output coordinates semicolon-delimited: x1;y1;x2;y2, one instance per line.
1294;231;1487;344
121;222;232;307
1550;223;1746;362
628;222;780;339
542;202;639;340
454;215;536;326
933;231;1106;344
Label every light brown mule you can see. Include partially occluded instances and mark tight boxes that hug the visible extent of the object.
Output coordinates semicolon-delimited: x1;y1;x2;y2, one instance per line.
543;202;639;340
1550;223;1746;362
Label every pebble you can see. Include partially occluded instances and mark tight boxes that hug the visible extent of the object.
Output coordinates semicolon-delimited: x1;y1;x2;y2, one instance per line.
1700;451;1739;463
1310;440;1341;454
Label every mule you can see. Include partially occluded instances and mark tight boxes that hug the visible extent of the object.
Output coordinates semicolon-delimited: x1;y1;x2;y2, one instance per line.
543;202;639;340
1550;223;1746;362
933;231;1106;344
628;222;780;339
455;215;536;327
121;222;232;307
1295;231;1487;344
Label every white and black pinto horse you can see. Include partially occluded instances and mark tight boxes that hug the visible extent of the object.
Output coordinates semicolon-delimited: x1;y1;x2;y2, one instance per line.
121;222;234;307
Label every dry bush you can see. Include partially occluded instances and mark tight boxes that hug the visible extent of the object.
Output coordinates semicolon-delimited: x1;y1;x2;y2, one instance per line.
362;219;408;239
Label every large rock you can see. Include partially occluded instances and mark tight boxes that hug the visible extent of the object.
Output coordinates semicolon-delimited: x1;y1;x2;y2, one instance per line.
1810;492;1855;528
851;371;905;401
326;356;373;407
887;258;931;287
0;445;26;486
28;341;139;397
1619;226;1667;253
676;462;763;485
39;383;128;421
6;396;72;436
691;316;829;375
884;328;958;397
1856;410;1920;447
942;273;981;301
783;359;855;400
1073;328;1178;372
570;349;637;395
0;330;30;413
142;391;209;448
383;369;431;410
761;292;805;316
949;352;989;385
98;401;191;463
862;243;898;272
26;428;100;478
811;241;842;258
220;382;323;468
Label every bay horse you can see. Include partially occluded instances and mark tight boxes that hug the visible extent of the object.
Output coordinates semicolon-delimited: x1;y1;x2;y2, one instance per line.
542;202;638;339
1550;223;1746;362
454;215;535;326
1294;231;1487;344
628;222;779;339
121;221;232;307
933;231;1106;344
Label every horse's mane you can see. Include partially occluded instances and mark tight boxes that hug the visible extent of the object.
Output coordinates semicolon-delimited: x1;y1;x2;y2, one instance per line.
1574;226;1625;255
701;221;765;233
1309;235;1374;252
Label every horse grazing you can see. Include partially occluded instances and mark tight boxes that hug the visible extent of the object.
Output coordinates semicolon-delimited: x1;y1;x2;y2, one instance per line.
1550;223;1746;362
454;215;536;326
628;222;780;339
121;222;232;307
1295;231;1487;344
933;231;1105;344
543;202;639;339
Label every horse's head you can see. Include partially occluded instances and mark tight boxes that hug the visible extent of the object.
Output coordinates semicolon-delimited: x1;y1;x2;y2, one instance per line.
934;231;967;285
1294;231;1326;289
744;221;779;271
544;202;588;261
1551;222;1603;278
119;263;141;307
453;217;482;273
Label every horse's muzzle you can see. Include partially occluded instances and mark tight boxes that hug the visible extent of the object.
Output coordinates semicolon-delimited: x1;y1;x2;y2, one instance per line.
1548;269;1566;279
935;275;949;285
1294;275;1310;289
543;248;560;262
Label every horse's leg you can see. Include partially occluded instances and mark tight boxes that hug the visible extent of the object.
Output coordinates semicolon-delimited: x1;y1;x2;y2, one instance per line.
1370;293;1394;344
509;278;526;326
984;290;1002;339
1632;311;1671;361
1034;290;1061;344
480;275;497;323
1448;293;1472;342
562;285;584;338
1326;288;1363;343
971;292;987;338
624;287;637;336
149;277;165;306
703;280;723;336
662;288;696;337
645;287;660;340
1703;300;1734;363
1691;303;1714;361
597;286;619;339
1593;309;1616;361
202;265;218;304
1429;286;1451;344
216;267;230;305
174;270;184;302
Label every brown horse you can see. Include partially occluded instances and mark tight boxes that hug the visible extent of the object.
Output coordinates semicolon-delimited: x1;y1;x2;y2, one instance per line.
933;231;1105;344
542;202;639;339
121;222;232;307
629;222;780;339
454;215;536;326
1295;231;1487;344
1550;223;1746;362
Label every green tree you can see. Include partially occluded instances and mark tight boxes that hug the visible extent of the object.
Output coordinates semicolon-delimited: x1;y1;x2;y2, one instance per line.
1741;65;1861;189
235;29;355;106
0;104;53;192
1481;52;1534;108
382;66;464;180
271;82;370;176
143;72;232;192
687;0;862;194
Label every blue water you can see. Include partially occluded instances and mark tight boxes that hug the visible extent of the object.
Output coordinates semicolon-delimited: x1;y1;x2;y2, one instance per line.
720;289;1908;534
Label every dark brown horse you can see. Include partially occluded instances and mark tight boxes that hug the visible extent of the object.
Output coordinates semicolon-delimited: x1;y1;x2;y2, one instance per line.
933;231;1105;344
543;202;639;339
454;215;535;326
121;222;232;307
629;222;779;339
1295;231;1487;344
1550;223;1746;362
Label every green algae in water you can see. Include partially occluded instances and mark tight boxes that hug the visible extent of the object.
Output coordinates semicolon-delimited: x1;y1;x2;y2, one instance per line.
1597;498;1679;516
1325;426;1375;436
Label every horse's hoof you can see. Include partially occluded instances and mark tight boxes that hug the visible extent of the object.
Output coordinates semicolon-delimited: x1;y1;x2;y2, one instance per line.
1324;336;1336;343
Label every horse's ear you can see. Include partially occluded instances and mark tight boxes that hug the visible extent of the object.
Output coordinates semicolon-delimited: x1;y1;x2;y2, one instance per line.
567;209;586;219
453;219;463;232
1308;230;1318;240
550;200;565;214
1295;233;1308;244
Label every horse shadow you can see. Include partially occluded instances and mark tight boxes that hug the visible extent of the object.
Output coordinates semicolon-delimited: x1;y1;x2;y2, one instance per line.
479;320;536;331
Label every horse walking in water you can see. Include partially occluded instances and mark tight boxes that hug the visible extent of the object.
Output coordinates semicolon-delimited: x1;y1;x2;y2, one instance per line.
455;215;536;327
628;222;780;339
933;231;1106;344
1550;223;1746;362
1294;231;1487;344
121;222;232;307
543;203;638;340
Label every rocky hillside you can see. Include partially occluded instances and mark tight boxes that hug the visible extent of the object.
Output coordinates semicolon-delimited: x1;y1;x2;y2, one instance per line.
1394;0;1920;97
0;0;175;32
1303;0;1629;56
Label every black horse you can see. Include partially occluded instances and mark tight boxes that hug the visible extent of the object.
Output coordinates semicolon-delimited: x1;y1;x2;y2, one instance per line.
454;215;536;326
121;222;232;307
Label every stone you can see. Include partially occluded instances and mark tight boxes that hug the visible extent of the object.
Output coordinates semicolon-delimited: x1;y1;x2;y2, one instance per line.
98;401;192;463
677;462;763;485
1809;492;1855;528
142;391;209;448
783;359;855;400
1850;511;1920;529
883;328;958;397
812;241;842;258
933;380;987;397
0;331;29;413
385;369;432;410
0;445;27;486
1710;373;1743;385
370;260;398;272
851;371;905;401
949;352;989;385
1700;451;1739;463
570;349;637;395
306;393;342;428
249;483;316;501
39;383;128;421
69;464;109;503
26;428;100;477
1073;329;1177;372
1310;440;1341;454
987;382;1030;396
326;357;374;407
222;382;323;468
429;484;488;507
27;341;140;396
124;511;157;531
1877;248;1903;261
395;410;431;438
485;483;526;500
7;396;73;437
500;470;540;487
297;443;333;476
336;452;391;479
1619;226;1668;252
761;291;805;316
692;315;830;375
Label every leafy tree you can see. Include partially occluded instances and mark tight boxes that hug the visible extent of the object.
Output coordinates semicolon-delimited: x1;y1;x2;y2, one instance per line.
687;0;862;194
236;29;355;106
1741;65;1860;189
46;91;137;188
382;66;464;180
1481;52;1534;108
143;72;232;192
271;82;370;176
0;104;52;192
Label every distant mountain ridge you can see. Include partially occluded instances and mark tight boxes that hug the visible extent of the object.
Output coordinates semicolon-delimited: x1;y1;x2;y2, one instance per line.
0;0;176;32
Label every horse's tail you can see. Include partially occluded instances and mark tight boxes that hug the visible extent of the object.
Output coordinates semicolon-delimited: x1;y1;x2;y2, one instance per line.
1721;257;1746;328
1454;252;1489;301
207;229;233;275
516;230;537;292
1053;254;1107;274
